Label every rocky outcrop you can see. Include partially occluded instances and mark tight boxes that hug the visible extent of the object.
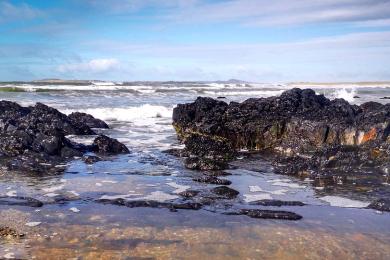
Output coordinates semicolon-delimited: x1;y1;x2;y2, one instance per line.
0;100;129;174
172;88;390;178
69;112;109;129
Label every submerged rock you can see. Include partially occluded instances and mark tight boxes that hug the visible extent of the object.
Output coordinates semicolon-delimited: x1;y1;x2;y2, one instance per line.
368;199;390;212
0;100;128;174
179;190;199;198
0;196;43;207
193;176;232;185
97;198;202;211
238;209;303;220
83;155;102;164
211;186;239;199
249;199;305;207
0;226;24;238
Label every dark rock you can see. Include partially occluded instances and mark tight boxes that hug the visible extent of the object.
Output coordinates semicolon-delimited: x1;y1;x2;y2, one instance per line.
173;88;390;179
0;226;24;238
179;190;199;198
193;176;231;185
353;96;360;99
0;196;43;207
380;96;390;99
92;135;130;154
83;155;102;164
0;100;128;174
238;209;302;220
183;133;235;160
211;186;239;199
184;157;228;171
368;199;390;212
60;146;83;158
249;199;305;207
97;198;202;210
68;112;109;129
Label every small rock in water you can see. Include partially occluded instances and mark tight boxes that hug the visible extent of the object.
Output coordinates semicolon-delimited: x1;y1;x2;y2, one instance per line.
83;155;101;164
239;209;303;220
368;199;390;212
0;226;24;238
193;176;232;185
249;199;305;207
178;190;199;198
211;186;239;199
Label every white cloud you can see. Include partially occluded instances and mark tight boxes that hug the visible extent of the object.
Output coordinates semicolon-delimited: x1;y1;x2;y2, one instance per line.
0;1;42;23
167;0;390;27
57;58;120;73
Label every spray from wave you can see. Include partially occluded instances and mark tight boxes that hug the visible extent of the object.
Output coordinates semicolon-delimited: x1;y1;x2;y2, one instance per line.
331;88;357;103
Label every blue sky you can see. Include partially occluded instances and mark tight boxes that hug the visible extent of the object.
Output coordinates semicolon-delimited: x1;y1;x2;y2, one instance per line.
0;0;390;82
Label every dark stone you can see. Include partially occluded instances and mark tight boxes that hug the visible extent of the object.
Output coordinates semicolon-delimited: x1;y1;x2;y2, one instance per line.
239;209;302;220
97;198;202;211
0;196;43;207
184;157;228;171
368;199;390;212
172;88;390;180
0;100;128;174
83;155;102;164
211;186;239;199
68;112;109;129
179;190;199;198
92;135;130;154
0;226;24;238
249;199;305;207
193;176;232;185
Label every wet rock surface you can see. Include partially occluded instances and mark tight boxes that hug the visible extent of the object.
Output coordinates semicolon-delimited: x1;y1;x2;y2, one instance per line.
236;209;303;220
249;199;305;207
0;196;43;207
0;100;129;174
0;226;23;238
68;112;109;129
368;199;390;212
173;88;390;203
192;176;232;185
97;198;202;211
211;186;239;199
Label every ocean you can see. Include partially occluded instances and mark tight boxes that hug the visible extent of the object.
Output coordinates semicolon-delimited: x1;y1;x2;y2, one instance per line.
1;81;390;259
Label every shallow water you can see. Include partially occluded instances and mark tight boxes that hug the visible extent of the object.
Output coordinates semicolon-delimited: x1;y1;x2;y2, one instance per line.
0;82;390;259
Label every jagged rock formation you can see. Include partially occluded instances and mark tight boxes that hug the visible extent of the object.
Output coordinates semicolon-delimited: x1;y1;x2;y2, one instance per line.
172;88;390;178
0;100;129;174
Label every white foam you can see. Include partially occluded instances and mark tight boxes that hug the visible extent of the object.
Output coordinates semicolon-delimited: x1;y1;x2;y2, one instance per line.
42;185;64;193
166;182;190;194
320;196;370;208
332;88;357;103
140;191;179;202
6;190;17;197
69;207;80;213
61;104;173;123
271;182;306;189
243;193;273;203
99;193;142;200
249;186;264;192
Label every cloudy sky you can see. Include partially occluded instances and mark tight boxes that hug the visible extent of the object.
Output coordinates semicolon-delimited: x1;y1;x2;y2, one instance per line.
1;0;390;82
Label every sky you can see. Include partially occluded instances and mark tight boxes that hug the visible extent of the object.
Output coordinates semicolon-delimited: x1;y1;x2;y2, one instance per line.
0;0;390;82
